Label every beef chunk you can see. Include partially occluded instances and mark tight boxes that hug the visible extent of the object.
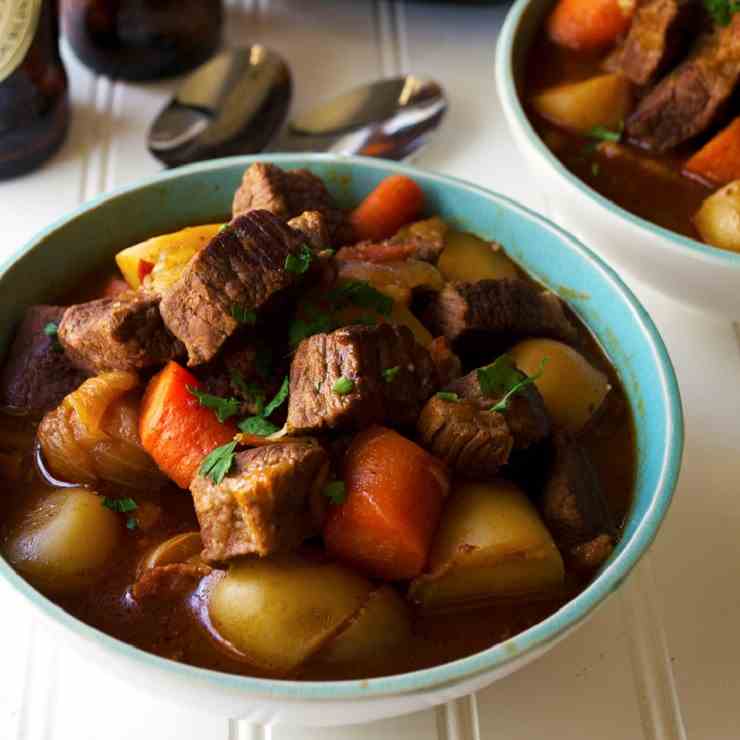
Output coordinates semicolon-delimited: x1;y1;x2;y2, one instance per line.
425;279;578;349
389;216;448;263
287;324;437;434
0;306;89;414
232;163;351;245
447;365;550;451
604;0;699;85
541;434;616;573
59;292;182;374
160;210;305;366
190;442;329;563
626;15;740;151
131;562;211;602
287;210;331;250
417;395;513;477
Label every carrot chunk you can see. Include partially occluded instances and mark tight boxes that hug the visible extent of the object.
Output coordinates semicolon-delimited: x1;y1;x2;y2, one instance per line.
324;426;449;581
139;361;236;489
685;118;740;186
349;175;425;242
547;0;634;51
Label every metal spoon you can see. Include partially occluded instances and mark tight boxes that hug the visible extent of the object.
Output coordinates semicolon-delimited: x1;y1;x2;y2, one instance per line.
148;45;292;168
274;75;447;160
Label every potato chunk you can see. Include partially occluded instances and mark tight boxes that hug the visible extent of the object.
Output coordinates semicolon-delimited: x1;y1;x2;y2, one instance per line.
4;488;121;593
508;338;609;432
208;555;372;675
115;224;222;291
531;74;632;135
437;231;519;283
410;480;564;611
693;180;740;253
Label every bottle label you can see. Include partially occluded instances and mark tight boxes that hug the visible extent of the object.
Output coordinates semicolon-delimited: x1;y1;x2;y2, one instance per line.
0;0;42;83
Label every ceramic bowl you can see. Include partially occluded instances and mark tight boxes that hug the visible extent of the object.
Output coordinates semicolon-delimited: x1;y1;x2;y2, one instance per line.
0;154;683;726
495;0;740;317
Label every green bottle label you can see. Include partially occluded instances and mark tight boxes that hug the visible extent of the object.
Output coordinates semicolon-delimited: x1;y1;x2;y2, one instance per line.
0;0;43;83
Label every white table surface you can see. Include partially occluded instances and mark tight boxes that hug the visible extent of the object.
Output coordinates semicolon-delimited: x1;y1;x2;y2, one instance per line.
1;1;738;738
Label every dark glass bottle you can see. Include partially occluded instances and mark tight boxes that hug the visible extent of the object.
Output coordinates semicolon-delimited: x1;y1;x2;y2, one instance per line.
0;0;69;179
61;0;223;81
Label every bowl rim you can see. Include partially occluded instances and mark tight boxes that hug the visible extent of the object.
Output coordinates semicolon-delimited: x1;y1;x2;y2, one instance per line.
0;152;684;701
494;0;740;268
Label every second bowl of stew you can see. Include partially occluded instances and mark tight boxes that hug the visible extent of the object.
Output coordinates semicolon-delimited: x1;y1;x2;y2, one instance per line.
0;154;682;726
496;0;740;316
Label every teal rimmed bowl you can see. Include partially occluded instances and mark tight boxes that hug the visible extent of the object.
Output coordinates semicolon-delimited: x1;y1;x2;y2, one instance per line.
0;154;683;726
495;0;740;317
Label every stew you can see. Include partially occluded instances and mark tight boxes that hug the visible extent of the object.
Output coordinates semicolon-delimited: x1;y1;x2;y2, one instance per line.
0;162;635;680
525;0;740;253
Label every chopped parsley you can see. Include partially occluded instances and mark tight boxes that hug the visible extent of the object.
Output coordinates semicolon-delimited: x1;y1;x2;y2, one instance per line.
333;377;355;395
285;244;314;274
289;310;334;347
263;376;289;417
231;305;257;325
436;391;459;402
322;481;347;505
588;123;623;144
126;516;139;531
230;370;265;414
187;386;241;423
704;0;740;25
102;496;138;513
199;440;237;484
238;416;280;436
477;355;547;413
382;366;400;383
43;321;63;352
218;223;228;233
329;280;393;316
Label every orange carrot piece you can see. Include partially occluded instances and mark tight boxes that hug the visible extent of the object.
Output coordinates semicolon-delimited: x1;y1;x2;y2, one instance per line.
137;259;155;283
324;426;449;581
547;0;634;51
349;175;425;242
684;118;740;186
139;361;236;489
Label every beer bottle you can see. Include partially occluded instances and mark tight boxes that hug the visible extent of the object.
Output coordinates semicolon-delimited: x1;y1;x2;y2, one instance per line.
0;0;69;179
61;0;224;81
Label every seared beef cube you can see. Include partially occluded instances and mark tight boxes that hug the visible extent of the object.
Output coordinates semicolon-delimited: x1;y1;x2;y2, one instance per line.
190;442;329;563
160;210;305;366
287;210;330;250
0;305;89;414
232;163;351;245
604;0;698;85
132;562;211;602
287;324;437;434
626;15;740;151
425;279;577;349
390;216;448;263
447;366;550;451
541;434;616;573
58;292;182;374
417;395;513;477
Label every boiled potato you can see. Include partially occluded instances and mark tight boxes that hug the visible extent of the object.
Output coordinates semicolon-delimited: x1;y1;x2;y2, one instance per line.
393;215;448;246
508;338;610;432
4;488;121;593
115;223;222;290
387;302;433;347
209;555;372;675
438;231;519;283
531;74;632;135
693;180;740;253
410;480;564;611
311;586;412;669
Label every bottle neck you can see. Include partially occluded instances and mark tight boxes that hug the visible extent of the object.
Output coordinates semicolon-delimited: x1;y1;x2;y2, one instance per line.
0;0;43;82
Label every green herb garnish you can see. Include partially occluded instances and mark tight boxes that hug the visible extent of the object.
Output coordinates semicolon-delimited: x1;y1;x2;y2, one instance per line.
102;496;138;513
263;376;289;417
436;391;459;402
218;223;229;233
126;516;139;531
43;322;58;337
323;481;346;505
330;280;393;316
230;370;265;414
333;377;355;396
187;386;241;423
231;305;257;325
289;309;334;346
477;355;547;413
703;0;740;25
588;123;623;144
285;244;314;275
199;440;237;484
591;162;601;176
238;416;280;437
382;366;400;383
